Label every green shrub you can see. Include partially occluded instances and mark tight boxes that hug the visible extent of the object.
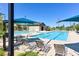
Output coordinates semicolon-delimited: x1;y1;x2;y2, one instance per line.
17;52;26;56
17;51;38;56
75;25;79;31
0;48;5;56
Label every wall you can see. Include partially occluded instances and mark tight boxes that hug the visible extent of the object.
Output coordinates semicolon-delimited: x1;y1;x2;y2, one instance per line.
28;26;41;31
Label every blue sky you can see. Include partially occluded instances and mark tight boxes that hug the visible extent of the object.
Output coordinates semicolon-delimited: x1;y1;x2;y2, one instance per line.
0;3;79;27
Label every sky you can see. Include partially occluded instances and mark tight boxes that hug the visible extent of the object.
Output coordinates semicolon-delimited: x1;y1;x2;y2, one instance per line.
0;3;79;27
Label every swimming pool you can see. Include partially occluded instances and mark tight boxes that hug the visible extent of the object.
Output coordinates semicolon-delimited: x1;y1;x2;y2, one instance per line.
33;31;68;41
14;31;29;36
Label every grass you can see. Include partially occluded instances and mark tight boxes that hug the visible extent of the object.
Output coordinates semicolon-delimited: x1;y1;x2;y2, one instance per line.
0;48;5;56
17;51;38;56
0;31;3;37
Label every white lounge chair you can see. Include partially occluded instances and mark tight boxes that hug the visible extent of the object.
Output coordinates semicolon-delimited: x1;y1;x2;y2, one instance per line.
54;44;66;56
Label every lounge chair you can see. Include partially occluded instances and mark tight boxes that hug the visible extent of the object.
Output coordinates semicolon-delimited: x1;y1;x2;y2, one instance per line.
54;44;66;56
35;41;51;53
35;41;44;48
28;42;37;51
14;41;23;46
14;40;24;50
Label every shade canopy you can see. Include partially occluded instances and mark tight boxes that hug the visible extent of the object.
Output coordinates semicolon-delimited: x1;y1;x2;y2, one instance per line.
65;43;79;53
0;13;4;15
57;15;79;23
3;18;37;23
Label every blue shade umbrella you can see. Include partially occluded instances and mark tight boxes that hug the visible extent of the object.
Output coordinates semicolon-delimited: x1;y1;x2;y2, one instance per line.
3;18;37;23
24;38;42;42
15;22;40;26
65;43;79;53
57;15;79;23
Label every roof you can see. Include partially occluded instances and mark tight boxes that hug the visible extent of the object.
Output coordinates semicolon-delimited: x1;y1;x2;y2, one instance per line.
57;15;79;23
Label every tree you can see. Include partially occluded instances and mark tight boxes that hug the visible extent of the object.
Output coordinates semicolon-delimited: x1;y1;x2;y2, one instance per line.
46;26;52;31
75;24;79;31
55;25;65;30
0;14;4;37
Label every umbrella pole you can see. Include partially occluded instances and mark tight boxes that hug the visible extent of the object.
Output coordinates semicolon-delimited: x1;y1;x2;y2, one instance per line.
8;3;14;56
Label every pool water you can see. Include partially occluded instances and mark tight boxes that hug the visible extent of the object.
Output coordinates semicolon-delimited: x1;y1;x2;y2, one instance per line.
14;31;29;36
33;31;68;41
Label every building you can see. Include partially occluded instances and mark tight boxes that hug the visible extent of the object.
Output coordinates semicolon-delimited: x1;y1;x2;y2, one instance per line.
4;18;47;32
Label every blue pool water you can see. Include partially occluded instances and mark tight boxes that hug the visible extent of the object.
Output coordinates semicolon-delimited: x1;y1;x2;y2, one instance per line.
33;31;68;41
14;31;68;41
14;31;29;36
